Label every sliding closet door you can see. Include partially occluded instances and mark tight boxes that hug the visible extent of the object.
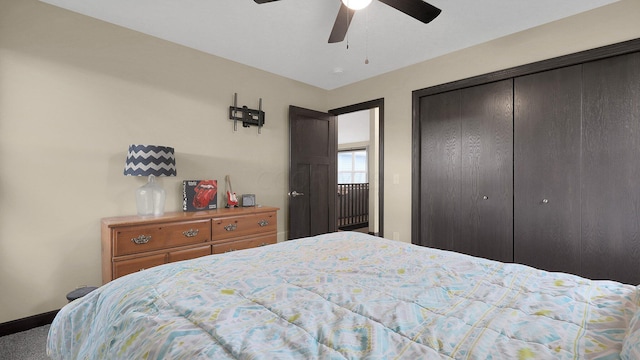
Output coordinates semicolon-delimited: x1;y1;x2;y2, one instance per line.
459;80;513;262
419;90;462;251
582;52;640;285
419;80;513;262
514;65;582;275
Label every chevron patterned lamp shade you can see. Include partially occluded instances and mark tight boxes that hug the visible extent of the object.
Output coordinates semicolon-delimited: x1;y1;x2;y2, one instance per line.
124;144;176;216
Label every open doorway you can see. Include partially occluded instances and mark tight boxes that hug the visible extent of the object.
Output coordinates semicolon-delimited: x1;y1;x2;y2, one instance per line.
330;99;383;237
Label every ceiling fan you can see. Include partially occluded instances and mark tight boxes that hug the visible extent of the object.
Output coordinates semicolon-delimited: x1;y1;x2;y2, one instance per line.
253;0;441;43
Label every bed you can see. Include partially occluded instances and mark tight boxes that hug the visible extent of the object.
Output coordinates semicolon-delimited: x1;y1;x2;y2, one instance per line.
47;232;640;359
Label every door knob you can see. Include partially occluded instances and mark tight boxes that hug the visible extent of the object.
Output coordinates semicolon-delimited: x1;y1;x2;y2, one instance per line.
288;191;304;197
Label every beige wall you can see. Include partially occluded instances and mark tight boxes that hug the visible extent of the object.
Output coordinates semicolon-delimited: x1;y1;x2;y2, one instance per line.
0;0;639;323
0;0;327;323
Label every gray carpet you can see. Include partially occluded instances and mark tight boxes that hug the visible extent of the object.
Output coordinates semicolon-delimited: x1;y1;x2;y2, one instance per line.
0;325;49;360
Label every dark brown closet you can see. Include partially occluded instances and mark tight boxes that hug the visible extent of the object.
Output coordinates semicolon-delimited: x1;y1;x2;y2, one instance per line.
420;80;513;262
513;65;582;276
412;39;640;285
580;52;640;284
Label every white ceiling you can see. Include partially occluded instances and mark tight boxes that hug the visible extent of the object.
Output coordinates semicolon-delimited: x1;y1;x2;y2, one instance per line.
339;110;370;145
40;0;618;90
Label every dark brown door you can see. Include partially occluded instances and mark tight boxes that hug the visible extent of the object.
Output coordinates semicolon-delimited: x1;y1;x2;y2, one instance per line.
459;80;513;262
581;52;640;285
418;80;513;262
289;106;337;240
514;65;582;275
419;90;462;251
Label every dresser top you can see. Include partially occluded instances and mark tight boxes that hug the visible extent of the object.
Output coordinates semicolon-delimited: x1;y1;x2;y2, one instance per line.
102;206;279;227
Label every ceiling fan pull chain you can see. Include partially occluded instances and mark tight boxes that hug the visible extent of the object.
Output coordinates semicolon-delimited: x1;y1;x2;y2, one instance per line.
365;6;369;64
346;2;350;50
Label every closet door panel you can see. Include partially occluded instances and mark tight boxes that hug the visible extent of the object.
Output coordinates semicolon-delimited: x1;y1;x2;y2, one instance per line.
460;80;514;262
514;65;582;275
582;52;640;285
419;91;462;250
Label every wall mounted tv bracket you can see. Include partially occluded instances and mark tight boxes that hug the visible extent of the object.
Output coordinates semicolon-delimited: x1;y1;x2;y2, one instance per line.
229;93;265;134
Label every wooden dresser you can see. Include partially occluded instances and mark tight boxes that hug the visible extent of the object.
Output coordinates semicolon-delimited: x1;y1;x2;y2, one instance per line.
101;206;278;284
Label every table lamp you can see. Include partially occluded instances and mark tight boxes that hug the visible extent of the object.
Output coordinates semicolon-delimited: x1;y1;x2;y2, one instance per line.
123;144;176;216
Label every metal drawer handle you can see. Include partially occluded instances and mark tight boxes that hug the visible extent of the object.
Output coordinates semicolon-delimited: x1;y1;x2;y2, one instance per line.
258;220;269;227
182;229;199;237
131;235;151;244
224;224;237;231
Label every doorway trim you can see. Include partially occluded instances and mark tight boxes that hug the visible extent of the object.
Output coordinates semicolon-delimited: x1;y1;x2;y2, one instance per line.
330;98;384;237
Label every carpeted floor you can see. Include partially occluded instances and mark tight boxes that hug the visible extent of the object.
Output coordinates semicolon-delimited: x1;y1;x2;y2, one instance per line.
0;325;49;360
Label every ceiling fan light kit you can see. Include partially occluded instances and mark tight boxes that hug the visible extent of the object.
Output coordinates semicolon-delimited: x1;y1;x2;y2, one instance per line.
254;0;441;44
342;0;372;11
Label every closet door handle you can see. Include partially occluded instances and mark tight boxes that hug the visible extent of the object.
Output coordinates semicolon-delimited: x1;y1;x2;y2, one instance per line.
482;195;489;200
542;199;549;204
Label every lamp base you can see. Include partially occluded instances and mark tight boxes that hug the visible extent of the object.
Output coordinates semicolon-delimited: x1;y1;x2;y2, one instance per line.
135;175;166;216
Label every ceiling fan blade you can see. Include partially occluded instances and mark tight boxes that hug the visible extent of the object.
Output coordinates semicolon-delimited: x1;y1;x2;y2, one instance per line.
328;3;355;43
378;0;441;24
254;0;281;3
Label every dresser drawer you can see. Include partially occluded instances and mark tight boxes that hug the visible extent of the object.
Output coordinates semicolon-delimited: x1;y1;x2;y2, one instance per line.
168;245;211;263
113;253;167;279
113;219;211;256
212;233;276;254
212;211;276;242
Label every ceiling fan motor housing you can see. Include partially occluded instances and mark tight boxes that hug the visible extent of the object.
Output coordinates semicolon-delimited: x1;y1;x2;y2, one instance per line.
254;0;441;44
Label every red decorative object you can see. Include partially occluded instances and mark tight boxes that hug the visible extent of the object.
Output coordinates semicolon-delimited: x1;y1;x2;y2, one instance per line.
183;180;218;211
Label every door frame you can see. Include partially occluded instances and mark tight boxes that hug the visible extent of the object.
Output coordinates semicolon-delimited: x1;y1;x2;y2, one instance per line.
330;98;384;237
